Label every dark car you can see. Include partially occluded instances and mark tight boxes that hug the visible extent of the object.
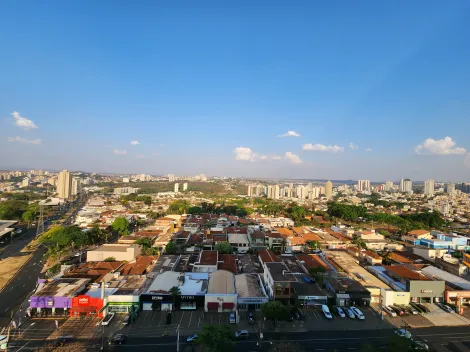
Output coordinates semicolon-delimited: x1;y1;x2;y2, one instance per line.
52;336;75;347
248;312;255;325
109;334;127;345
292;310;301;320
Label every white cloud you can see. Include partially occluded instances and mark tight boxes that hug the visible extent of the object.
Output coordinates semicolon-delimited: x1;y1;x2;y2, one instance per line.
7;136;41;145
285;152;303;164
130;141;140;145
415;137;467;155
234;147;257;161
234;147;301;164
349;143;359;150
11;111;39;130
365;148;372;152
113;149;127;155
278;130;300;138
302;143;344;153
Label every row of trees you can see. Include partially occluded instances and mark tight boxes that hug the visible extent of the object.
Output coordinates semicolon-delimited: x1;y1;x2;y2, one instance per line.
0;199;39;222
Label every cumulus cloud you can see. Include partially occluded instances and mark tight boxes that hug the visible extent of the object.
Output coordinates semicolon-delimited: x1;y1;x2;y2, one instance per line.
11;111;38;130
7;136;41;145
415;137;467;155
366;148;372;152
234;147;302;164
285;152;303;164
278;130;300;138
130;140;140;145
349;143;359;150
113;149;127;155
302;143;344;153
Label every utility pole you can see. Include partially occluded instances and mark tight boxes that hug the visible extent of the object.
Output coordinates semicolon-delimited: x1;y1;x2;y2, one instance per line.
36;204;45;238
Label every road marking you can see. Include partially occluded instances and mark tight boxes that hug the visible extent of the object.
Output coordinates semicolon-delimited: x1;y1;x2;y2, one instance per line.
179;311;185;326
188;311;193;327
197;312;201;327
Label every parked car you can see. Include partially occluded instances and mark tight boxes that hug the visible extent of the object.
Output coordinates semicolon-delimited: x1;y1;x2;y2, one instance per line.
336;307;346;318
109;334;127;345
436;303;454;314
122;315;130;326
186;334;199;343
321;305;333;319
101;313;115;326
406;305;419;315
350;307;365;320
416;303;430;313
393;305;408;315
390;306;404;316
235;330;249;339
382;306;397;317
291;310;301;320
229;312;236;324
344;307;355;319
410;302;424;314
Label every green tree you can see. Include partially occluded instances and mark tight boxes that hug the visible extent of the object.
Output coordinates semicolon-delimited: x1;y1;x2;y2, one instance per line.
188;206;203;215
104;257;116;262
22;210;35;228
261;301;290;328
0;200;28;220
135;237;152;250
308;240;321;250
197;324;235;352
168;286;181;306
168;200;190;215
214;242;233;254
112;216;130;236
165;241;177;254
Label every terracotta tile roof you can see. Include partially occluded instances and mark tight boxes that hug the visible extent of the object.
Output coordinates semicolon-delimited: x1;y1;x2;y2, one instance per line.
199;250;218;265
408;230;430;237
258;249;280;263
384;265;431;281
238;218;254;225
390;252;414;264
119;255;158;275
63;261;124;283
288;237;306;245
250;231;265;239
364;250;381;260
187;233;203;245
302;233;322;241
268;232;283;239
134;230;162;237
277;228;294;237
292;227;304;235
218;254;237;274
213;234;228;242
296;254;329;271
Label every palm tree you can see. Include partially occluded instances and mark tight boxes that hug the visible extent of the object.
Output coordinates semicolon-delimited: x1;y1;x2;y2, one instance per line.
168;286;181;310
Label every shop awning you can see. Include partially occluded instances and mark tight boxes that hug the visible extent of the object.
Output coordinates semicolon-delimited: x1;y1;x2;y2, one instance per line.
207;302;219;309
222;302;234;309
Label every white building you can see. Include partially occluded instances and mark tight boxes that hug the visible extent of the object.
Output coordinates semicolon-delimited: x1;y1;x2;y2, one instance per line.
174;183;179;193
168;174;176;182
123;177;130;183
228;233;250;253
72;178;79;196
57;170;72;199
86;244;141;262
400;179;412;193
357;180;371;192
22;178;30;188
205;270;237;312
424;179;435;196
114;187;139;195
183;183;188;191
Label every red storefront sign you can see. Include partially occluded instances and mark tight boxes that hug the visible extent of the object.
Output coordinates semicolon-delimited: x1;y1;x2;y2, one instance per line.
70;295;104;318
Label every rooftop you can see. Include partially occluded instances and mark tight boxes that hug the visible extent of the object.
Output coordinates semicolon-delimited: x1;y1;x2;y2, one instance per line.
90;244;138;252
296;254;330;271
235;274;267;298
119;256;157;275
258;249;280;264
228;232;249;244
265;262;297;282
384;265;431;281
292;274;327;297
147;271;182;294
207;270;236;294
198;250;218;266
152;255;181;273
34;278;90;297
408;230;431;237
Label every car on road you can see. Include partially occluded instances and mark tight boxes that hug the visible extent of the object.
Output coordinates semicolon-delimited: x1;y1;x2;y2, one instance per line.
229;312;236;323
394;329;429;350
350;307;365;320
382;306;397;317
186;334;199;343
394;329;412;339
336;307;346;318
109;334;127;345
344;307;355;319
235;330;249;339
248;311;256;324
321;305;333;319
52;336;75;347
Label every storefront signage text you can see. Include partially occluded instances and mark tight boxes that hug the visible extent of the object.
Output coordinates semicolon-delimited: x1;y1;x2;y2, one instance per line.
238;298;268;304
421;290;433;294
78;297;90;305
152;296;163;301
181;296;195;300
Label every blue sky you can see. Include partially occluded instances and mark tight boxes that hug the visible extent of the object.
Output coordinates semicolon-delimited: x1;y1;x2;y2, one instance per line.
1;0;470;181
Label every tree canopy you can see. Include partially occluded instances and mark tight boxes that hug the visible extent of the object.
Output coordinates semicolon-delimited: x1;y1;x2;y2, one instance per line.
261;301;290;327
197;324;235;352
214;242;233;254
112;216;130;236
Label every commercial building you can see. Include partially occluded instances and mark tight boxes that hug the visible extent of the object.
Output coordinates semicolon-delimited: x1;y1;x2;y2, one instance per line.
205;270;237;312
72;177;79;196
70;294;105;318
86;244;142;262
324;275;371;307
263;262;296;301
29;278;90;315
235;274;269;310
57;170;72;199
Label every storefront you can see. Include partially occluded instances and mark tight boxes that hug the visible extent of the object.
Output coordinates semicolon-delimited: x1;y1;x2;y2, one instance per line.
297;295;328;307
175;295;205;310
407;280;445;303
107;293;140;314
237;297;269;310
140;294;173;311
70;295;104;318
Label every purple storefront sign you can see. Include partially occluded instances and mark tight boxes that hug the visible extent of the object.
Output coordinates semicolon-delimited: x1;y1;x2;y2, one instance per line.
29;296;71;309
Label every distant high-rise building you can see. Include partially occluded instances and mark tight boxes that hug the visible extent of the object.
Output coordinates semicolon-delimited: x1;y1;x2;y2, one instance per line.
22;178;30;188
357;180;371;192
57;170;72;199
123;177;130;183
399;179;413;193
183;183;188;191
446;183;456;195
247;185;253;197
168;174;176;182
385;181;394;192
325;181;333;199
424;179;435;196
199;173;207;181
274;185;280;200
71;178;79;196
48;177;57;186
174;183;179;193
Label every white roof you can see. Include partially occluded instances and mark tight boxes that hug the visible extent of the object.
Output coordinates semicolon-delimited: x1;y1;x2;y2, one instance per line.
228;233;249;244
208;270;236;294
421;266;470;290
147;271;181;293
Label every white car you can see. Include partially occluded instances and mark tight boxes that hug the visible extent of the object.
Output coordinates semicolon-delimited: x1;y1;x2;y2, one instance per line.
336;307;346;318
344;307;355;319
321;305;333;319
383;306;397;317
186;334;199;343
350;307;365;320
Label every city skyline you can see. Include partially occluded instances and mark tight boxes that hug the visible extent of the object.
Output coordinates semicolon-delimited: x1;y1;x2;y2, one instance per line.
1;1;470;181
